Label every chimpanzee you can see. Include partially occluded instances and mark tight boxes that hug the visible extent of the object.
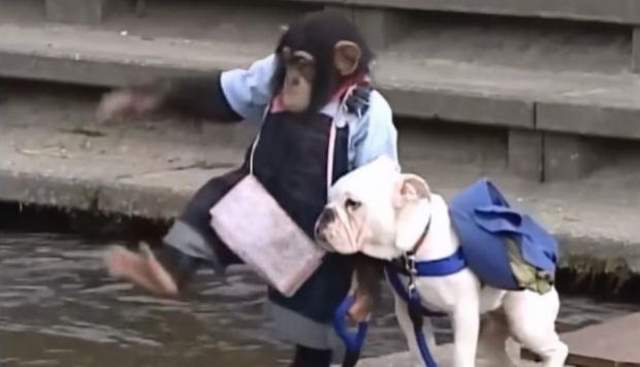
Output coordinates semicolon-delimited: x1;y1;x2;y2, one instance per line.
100;10;398;367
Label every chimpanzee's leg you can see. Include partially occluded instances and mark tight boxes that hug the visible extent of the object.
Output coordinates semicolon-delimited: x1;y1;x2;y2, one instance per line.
106;168;246;294
289;345;333;367
164;167;246;273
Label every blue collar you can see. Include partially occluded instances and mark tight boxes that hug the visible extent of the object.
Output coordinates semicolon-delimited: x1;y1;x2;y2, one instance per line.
390;215;467;278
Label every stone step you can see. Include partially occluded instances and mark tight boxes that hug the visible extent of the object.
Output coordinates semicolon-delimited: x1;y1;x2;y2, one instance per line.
2;21;640;141
5;0;639;69
43;0;640;27
2;17;639;181
328;0;640;25
32;0;640;72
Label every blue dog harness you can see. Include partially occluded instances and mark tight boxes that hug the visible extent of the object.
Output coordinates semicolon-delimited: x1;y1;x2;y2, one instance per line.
384;217;468;367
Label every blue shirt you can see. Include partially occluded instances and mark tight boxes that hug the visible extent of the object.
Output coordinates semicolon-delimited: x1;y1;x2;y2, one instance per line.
220;55;399;170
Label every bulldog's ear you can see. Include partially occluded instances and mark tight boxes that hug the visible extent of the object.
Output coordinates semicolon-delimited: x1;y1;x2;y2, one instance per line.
393;174;432;252
393;174;431;208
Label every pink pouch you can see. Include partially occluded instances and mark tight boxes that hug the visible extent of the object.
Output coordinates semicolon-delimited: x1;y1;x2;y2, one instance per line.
209;174;325;297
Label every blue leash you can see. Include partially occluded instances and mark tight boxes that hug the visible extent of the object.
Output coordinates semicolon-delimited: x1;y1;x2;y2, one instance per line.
334;295;369;367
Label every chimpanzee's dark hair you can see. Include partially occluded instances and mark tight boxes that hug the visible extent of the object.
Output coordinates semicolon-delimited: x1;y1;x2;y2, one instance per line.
272;10;374;113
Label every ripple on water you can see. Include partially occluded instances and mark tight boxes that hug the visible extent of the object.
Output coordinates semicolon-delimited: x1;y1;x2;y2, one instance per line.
0;231;638;366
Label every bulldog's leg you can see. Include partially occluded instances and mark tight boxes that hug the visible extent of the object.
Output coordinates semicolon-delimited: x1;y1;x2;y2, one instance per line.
394;296;436;367
477;311;514;366
451;300;480;367
503;289;568;367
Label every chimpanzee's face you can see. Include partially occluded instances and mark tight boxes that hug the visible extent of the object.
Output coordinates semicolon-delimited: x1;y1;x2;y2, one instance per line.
280;47;316;113
273;11;372;114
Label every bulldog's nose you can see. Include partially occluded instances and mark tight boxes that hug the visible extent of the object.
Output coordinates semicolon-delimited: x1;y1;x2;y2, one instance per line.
317;208;336;229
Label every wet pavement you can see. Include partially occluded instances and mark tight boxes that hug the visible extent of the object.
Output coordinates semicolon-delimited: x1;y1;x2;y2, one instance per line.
1;232;638;367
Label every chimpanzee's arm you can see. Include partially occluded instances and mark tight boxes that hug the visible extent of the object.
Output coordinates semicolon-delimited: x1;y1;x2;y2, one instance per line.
351;90;399;168
147;55;276;123
354;254;385;308
158;74;242;122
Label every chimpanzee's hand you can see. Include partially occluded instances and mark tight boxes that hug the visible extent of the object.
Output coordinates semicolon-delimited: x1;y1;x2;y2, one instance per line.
96;88;162;123
348;289;373;323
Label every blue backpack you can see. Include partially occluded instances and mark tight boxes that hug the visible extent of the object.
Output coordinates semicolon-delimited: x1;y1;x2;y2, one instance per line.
449;179;558;291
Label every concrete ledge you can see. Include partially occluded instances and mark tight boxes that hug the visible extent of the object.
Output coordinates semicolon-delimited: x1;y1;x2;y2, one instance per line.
0;170;101;211
3;164;639;280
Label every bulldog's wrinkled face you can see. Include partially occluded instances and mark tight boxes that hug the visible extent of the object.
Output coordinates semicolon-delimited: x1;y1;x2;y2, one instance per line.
314;156;433;260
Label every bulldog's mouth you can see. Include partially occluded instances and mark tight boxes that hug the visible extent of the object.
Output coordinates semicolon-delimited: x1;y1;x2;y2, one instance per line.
314;228;337;252
314;223;332;251
315;206;362;254
314;208;338;252
315;235;335;252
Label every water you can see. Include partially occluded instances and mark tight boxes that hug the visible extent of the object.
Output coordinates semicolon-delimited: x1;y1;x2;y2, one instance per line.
1;232;638;366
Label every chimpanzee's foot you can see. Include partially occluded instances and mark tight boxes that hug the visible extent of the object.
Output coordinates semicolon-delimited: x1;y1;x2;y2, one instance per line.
105;243;178;296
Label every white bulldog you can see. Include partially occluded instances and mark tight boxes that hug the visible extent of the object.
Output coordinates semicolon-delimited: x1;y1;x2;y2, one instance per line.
315;157;568;367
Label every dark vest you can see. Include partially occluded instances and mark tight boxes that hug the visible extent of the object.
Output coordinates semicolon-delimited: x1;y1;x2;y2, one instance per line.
250;109;353;322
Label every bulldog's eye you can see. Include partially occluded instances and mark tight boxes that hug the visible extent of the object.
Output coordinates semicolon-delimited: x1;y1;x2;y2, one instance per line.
345;198;361;211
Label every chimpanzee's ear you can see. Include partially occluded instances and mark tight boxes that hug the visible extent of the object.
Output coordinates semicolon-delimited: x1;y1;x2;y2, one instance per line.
334;41;362;76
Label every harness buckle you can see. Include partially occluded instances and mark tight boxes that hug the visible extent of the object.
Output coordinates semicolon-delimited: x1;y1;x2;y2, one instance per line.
403;253;420;298
408;279;417;294
405;254;418;276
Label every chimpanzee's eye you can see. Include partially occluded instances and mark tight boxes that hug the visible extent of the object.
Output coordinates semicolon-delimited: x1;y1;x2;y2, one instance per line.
345;198;361;211
298;63;315;81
